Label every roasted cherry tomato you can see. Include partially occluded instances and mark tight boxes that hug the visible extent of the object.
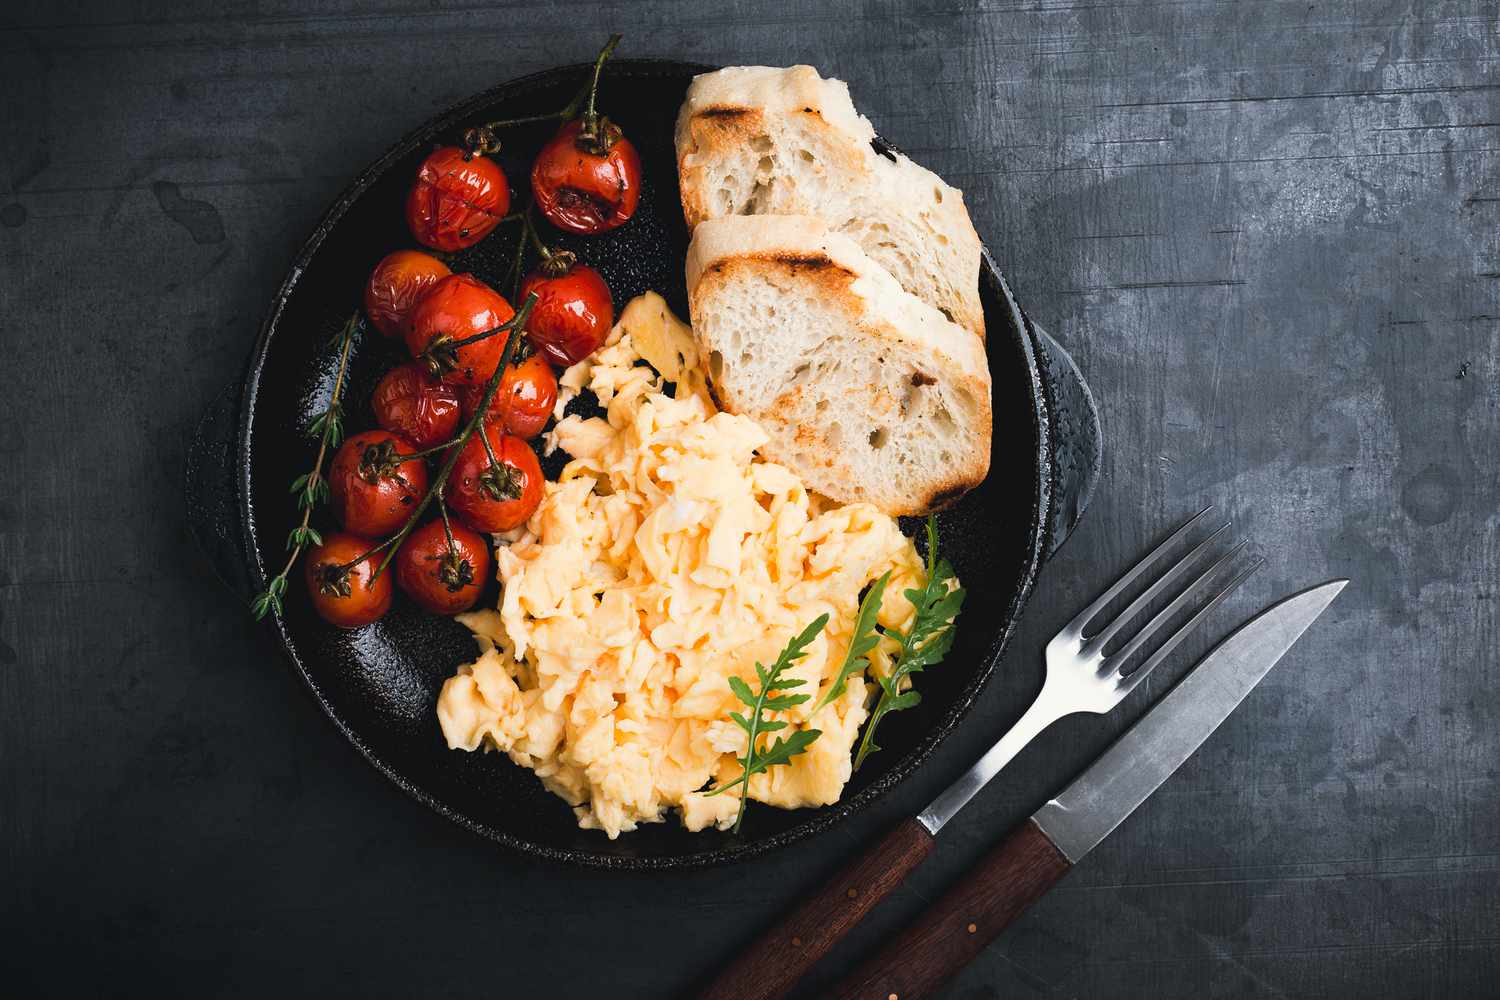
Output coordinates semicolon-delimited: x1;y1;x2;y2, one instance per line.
362;249;451;339
304;532;393;628
519;258;613;367
394;519;491;615
405;273;516;387
531;118;641;234
405;146;511;252
448;426;543;533
371;363;462;450
327;430;429;537
459;352;559;440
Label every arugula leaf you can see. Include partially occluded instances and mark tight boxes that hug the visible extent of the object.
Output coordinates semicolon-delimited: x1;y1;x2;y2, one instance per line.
853;517;965;771
708;614;829;833
814;571;892;711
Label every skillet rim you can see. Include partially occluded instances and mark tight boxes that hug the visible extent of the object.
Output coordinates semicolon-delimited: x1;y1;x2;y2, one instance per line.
237;57;1054;870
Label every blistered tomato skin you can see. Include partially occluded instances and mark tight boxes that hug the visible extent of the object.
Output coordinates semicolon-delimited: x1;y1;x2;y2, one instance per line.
405;273;516;387
327;430;429;537
362;250;452;338
371;364;462;450
460;353;559;440
395;519;491;615
531;119;642;234
448;427;543;533
405;147;511;252
305;533;393;629
519;263;614;367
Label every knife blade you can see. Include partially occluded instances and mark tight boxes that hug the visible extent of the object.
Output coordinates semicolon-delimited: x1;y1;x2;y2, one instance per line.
1034;577;1346;861
829;579;1347;1000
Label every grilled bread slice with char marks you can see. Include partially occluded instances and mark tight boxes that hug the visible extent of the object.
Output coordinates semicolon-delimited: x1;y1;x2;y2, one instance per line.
686;214;991;516
675;64;985;340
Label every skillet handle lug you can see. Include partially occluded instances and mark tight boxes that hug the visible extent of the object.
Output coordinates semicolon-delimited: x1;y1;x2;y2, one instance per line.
185;379;253;598
1027;320;1101;560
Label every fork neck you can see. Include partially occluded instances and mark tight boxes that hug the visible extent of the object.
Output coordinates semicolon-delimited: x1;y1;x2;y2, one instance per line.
917;689;1071;836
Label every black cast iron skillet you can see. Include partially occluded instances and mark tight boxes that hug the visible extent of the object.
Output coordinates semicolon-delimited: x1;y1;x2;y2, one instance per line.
185;59;1100;870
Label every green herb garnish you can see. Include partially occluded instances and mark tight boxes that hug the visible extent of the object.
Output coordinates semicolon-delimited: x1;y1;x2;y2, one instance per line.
814;571;891;711
708;614;828;833
853;516;965;771
250;312;359;621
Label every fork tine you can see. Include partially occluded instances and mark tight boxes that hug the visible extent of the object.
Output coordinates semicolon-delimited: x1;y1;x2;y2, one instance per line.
1106;540;1251;675
1114;555;1265;698
1084;522;1230;652
1064;506;1216;636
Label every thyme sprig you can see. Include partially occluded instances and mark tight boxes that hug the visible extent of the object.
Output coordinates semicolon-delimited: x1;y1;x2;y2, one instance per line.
707;615;829;833
252;292;535;616
251;311;360;620
853;517;966;771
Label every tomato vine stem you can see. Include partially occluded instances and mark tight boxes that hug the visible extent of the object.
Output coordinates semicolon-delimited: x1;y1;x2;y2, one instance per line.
578;34;622;134
418;297;535;379
471;34;622;139
367;293;536;582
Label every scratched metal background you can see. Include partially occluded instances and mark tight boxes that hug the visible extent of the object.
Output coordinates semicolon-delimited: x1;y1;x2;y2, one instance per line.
2;2;1497;997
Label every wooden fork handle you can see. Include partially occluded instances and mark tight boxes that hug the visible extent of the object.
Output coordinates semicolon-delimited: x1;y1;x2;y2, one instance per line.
829;818;1073;1000
695;817;937;1000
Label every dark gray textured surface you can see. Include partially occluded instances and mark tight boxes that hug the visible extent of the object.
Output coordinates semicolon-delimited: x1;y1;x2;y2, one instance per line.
2;2;1496;997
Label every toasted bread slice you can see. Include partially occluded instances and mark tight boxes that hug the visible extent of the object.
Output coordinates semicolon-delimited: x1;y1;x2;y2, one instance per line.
686;215;991;516
676;65;985;340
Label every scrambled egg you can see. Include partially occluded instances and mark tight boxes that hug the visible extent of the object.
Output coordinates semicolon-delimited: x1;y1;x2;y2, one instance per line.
436;293;928;838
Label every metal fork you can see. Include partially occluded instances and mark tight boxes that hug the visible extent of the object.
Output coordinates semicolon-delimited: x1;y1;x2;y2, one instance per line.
916;505;1263;833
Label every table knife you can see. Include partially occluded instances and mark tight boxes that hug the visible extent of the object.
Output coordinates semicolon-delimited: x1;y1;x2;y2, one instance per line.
828;579;1346;999
698;579;1344;1000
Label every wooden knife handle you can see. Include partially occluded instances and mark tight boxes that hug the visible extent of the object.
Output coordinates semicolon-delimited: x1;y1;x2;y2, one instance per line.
696;817;937;1000
829;818;1072;1000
